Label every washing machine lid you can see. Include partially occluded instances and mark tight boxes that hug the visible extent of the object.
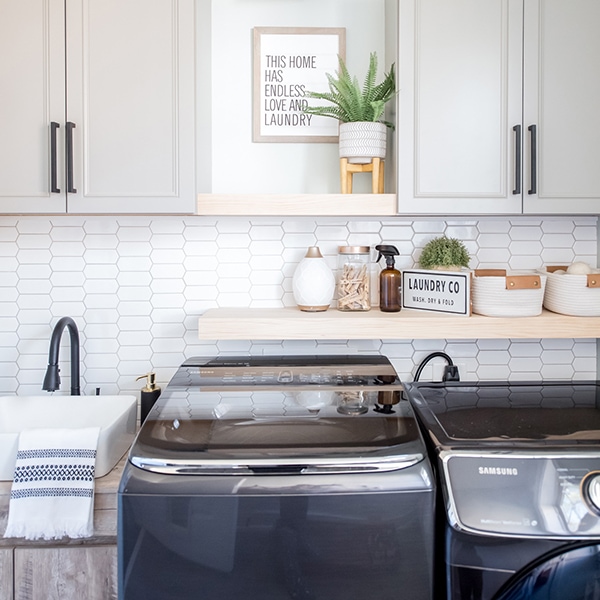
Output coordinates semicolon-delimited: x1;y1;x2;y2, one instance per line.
129;355;427;475
405;380;600;448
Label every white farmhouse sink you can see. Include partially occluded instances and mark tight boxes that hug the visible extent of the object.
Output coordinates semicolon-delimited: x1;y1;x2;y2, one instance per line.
0;395;137;481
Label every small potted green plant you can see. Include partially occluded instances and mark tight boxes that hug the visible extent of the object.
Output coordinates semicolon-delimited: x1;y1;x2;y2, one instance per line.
303;52;396;164
419;236;471;271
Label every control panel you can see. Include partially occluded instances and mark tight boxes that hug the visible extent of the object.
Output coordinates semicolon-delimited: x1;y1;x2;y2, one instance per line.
442;453;600;538
167;362;400;390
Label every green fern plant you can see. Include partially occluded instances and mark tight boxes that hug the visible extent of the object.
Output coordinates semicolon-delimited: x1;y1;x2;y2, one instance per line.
419;236;471;270
303;52;396;129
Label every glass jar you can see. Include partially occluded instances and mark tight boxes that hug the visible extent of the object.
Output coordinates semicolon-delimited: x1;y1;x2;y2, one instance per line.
337;246;371;311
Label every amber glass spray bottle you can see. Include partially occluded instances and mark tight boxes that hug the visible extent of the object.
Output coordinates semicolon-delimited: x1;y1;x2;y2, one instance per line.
375;245;401;312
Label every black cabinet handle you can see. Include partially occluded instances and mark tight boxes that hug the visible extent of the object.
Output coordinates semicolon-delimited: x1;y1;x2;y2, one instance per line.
528;124;537;195
66;121;77;193
512;124;521;195
50;122;60;193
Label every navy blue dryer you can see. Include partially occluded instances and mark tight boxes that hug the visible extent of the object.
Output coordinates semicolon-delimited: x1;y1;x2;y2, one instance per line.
405;380;600;600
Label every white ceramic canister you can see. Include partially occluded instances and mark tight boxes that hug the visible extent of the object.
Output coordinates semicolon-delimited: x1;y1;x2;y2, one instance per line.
292;246;336;312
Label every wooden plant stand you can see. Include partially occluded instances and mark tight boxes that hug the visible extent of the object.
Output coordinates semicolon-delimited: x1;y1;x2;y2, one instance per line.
340;157;384;194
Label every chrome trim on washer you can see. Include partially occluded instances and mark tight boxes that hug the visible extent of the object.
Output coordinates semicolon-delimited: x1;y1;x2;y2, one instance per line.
130;453;425;475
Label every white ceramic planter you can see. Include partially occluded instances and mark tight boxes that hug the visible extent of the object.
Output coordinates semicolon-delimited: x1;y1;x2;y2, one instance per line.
339;122;387;164
292;247;335;312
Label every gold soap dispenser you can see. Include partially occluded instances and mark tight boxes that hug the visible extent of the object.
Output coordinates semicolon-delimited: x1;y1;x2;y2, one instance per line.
136;372;161;423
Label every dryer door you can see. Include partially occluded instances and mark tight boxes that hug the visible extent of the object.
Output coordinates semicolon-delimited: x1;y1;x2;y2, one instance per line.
494;543;600;600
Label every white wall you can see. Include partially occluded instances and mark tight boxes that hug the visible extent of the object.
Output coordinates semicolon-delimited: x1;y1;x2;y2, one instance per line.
0;215;596;398
198;0;390;194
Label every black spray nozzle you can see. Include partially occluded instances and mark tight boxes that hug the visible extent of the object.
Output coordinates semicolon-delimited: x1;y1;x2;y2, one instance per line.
375;244;400;268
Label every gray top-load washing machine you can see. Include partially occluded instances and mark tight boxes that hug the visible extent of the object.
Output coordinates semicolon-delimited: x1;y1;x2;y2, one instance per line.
119;355;435;600
405;380;600;600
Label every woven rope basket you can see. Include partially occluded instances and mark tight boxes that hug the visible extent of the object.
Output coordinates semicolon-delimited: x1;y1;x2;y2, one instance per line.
542;266;600;316
472;269;546;317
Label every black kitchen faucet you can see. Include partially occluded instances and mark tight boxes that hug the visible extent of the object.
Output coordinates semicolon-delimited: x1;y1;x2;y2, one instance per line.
42;316;81;396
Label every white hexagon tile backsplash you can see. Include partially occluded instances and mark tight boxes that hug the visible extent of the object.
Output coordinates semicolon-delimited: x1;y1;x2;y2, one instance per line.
0;215;597;396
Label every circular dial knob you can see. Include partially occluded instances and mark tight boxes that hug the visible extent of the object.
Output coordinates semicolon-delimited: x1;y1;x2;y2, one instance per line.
581;471;600;516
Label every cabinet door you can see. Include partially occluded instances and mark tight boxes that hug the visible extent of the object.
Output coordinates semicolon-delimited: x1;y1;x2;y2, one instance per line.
14;545;117;600
523;0;600;214
0;548;13;600
0;0;67;214
65;0;195;214
398;0;523;214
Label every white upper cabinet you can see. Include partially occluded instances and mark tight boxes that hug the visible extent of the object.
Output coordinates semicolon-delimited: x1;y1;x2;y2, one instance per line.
398;0;524;214
398;0;600;215
0;0;66;213
66;0;195;214
523;0;600;214
0;0;195;214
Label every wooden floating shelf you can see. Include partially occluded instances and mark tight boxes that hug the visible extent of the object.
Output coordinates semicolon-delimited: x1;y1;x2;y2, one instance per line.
198;307;600;340
196;193;397;216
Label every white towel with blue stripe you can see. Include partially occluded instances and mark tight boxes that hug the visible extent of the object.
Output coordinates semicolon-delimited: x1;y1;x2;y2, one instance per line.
3;427;100;540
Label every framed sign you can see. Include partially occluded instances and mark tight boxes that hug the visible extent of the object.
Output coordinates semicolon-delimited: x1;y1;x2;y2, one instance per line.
402;269;471;316
253;27;346;143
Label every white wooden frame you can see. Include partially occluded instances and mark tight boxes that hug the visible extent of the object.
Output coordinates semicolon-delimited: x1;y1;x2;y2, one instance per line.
253;27;346;143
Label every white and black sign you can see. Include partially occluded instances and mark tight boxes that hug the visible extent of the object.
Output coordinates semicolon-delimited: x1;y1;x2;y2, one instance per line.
253;27;345;143
402;269;471;316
